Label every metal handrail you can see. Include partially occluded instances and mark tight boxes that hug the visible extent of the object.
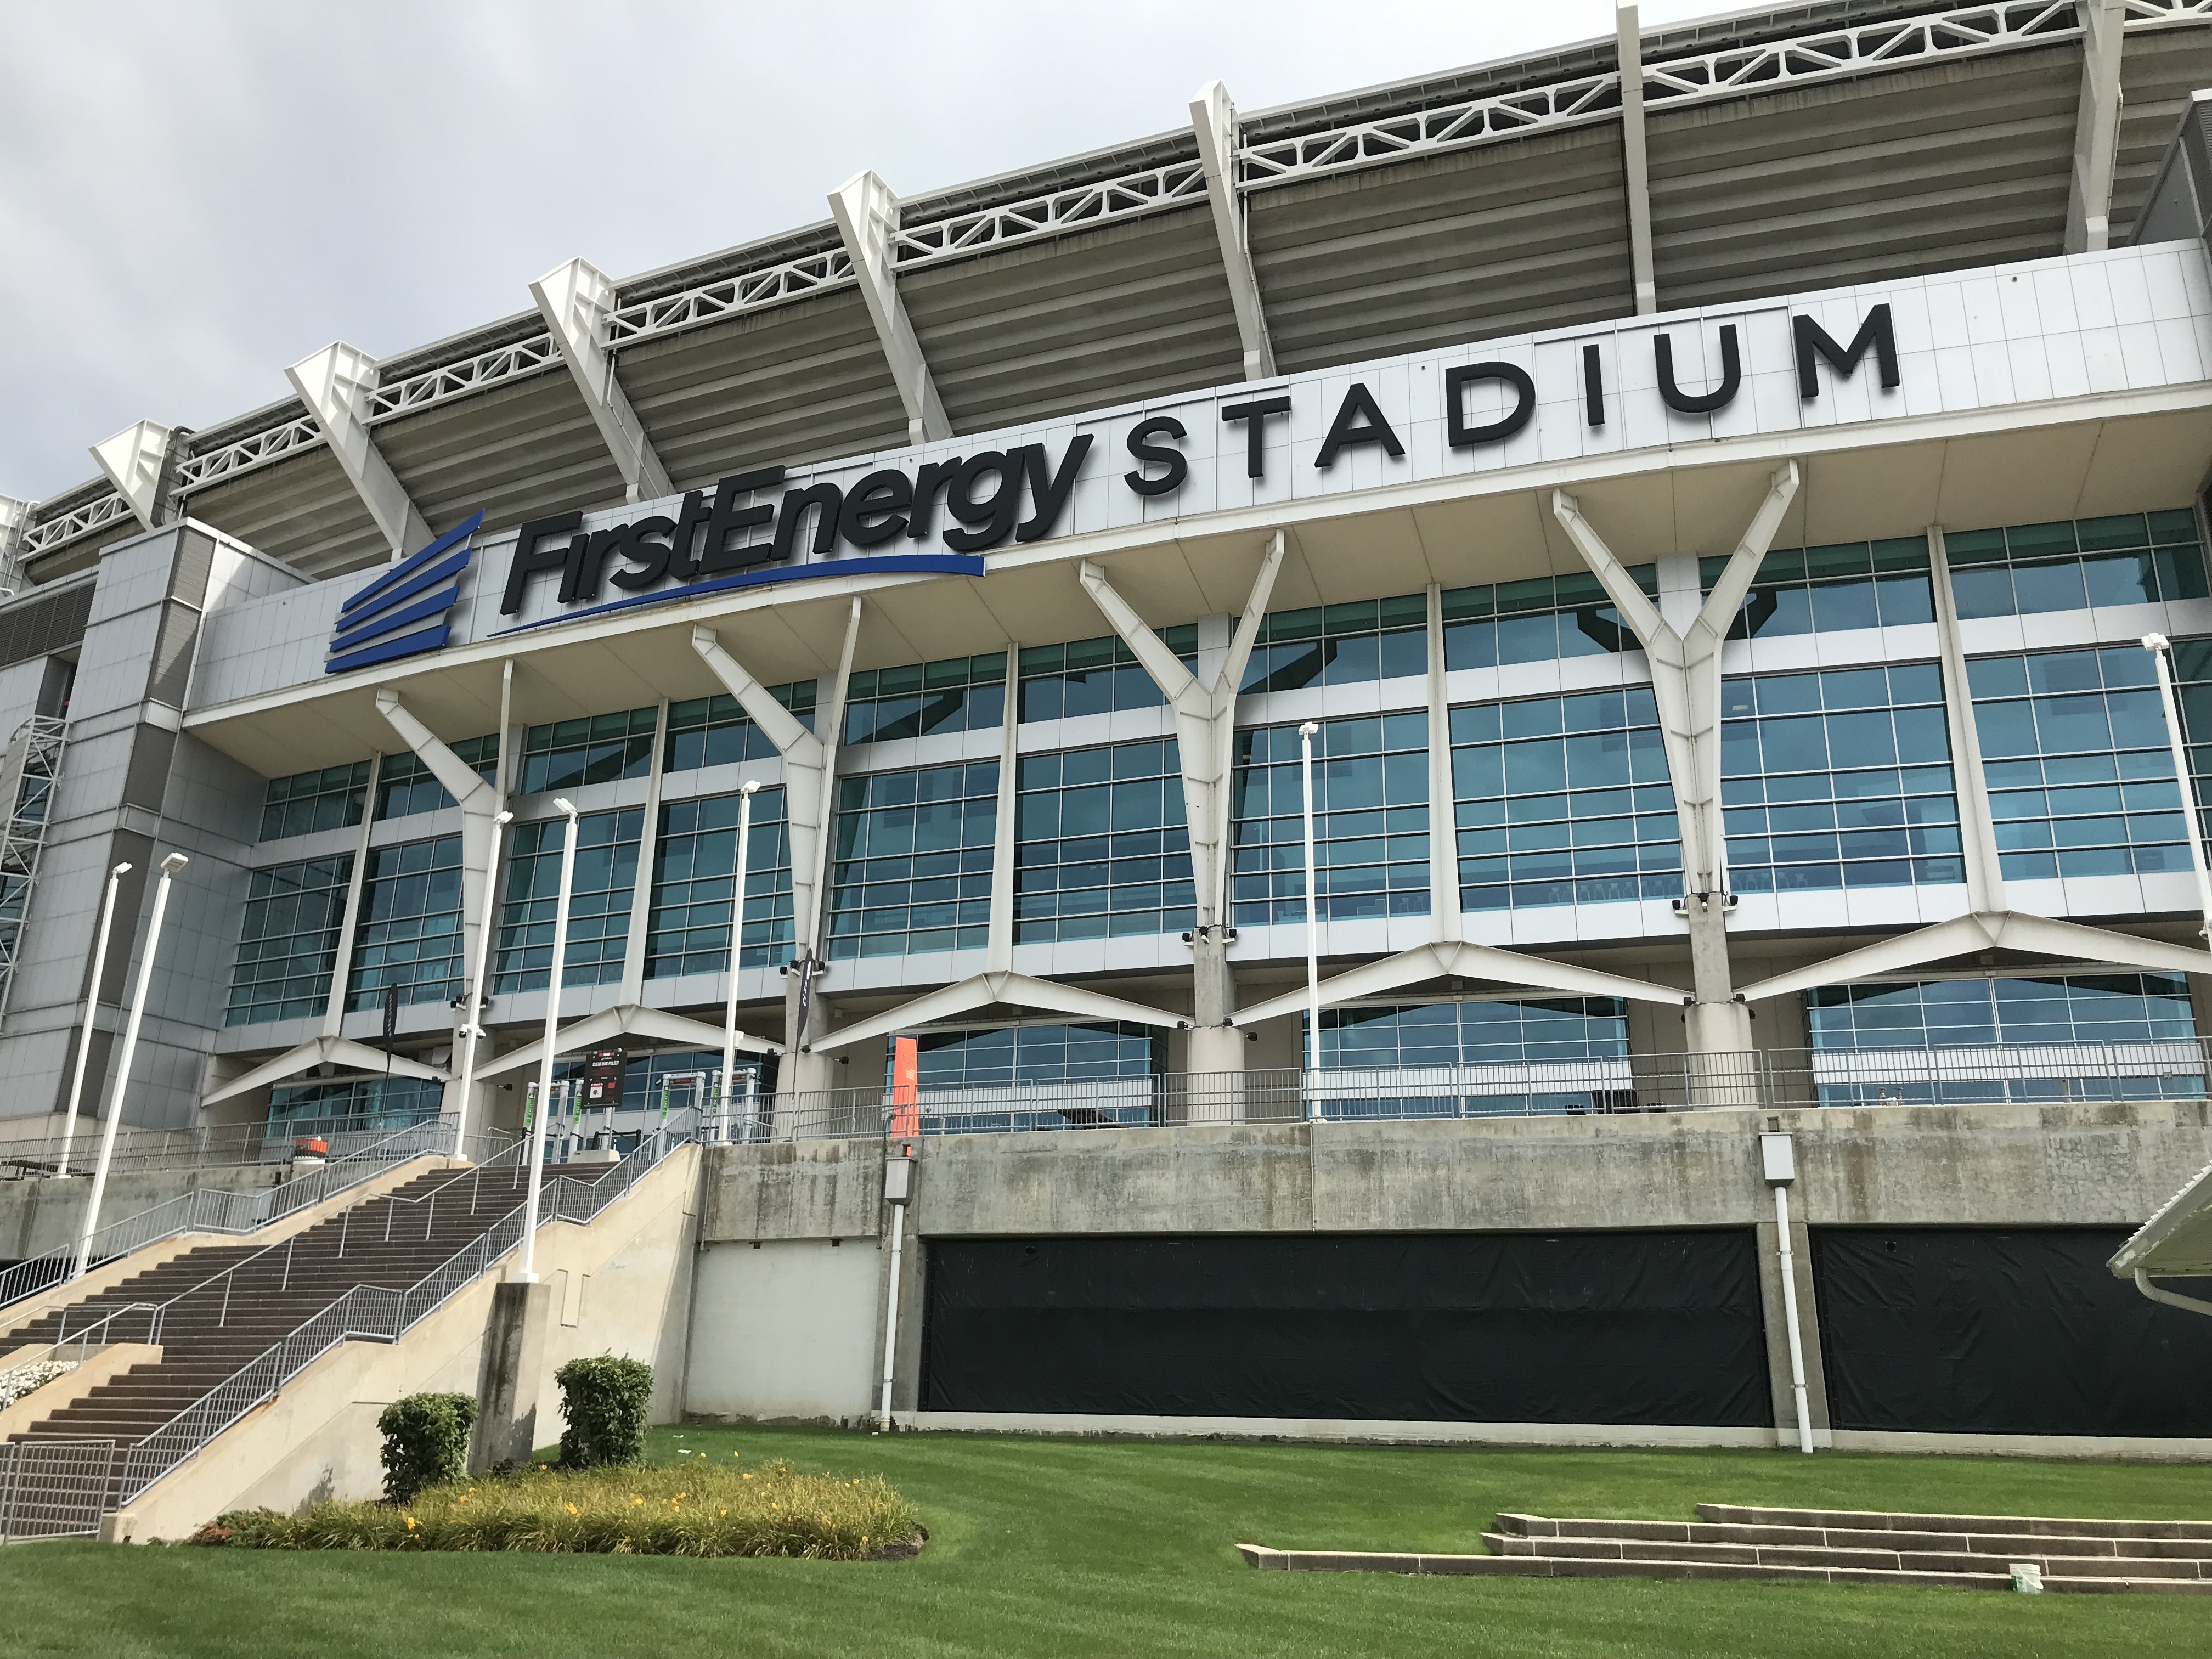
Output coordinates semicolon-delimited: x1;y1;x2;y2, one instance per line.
0;1118;495;1312
1;1112;448;1180
106;1111;697;1508
1;1302;167;1365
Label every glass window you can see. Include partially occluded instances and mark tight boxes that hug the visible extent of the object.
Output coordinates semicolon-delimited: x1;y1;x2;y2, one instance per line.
1441;566;1655;670
1720;663;1962;894
268;1074;443;1130
521;708;657;795
1701;538;1933;639
1967;642;2210;881
1945;510;2204;620
493;808;643;994
1451;687;1678;911
663;682;816;774
845;655;1006;743
1015;738;1192;943
225;855;352;1026
259;761;370;842
1018;628;1198;722
1809;974;2198;1049
1232;712;1430;926
347;836;464;1011
647;787;795;977
1240;595;1427;692
1317;999;1629;1065
906;1022;1163;1088
828;761;998;958
375;736;498;821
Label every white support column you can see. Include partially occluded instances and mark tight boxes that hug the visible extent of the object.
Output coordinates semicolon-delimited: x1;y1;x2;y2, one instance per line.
531;257;674;504
987;653;1020;970
1617;4;1657;315
287;342;433;562
620;699;670;1002
1927;526;2008;912
0;495;27;592
1552;464;1801;1052
320;753;383;1037
1191;80;1277;381
1424;583;1462;944
830;171;952;444
2065;0;2128;255
376;690;504;1010
90;421;178;532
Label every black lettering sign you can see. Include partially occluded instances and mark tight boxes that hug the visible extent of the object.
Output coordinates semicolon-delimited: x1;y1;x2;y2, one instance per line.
1124;416;1187;496
1794;303;1898;399
1445;363;1535;448
1655;325;1741;415
1314;382;1404;470
1220;395;1291;479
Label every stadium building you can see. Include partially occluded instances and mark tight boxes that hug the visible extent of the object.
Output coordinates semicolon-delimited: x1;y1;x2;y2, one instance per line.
6;0;2212;1474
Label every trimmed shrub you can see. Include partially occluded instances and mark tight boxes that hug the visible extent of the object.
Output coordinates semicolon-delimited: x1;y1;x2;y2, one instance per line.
555;1355;652;1469
199;1459;921;1559
377;1392;477;1503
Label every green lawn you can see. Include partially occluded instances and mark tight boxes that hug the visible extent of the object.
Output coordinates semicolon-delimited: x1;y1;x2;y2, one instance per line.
5;1426;2210;1658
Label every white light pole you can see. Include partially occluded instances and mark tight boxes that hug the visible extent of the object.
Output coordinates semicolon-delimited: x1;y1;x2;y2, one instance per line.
723;781;762;1127
54;861;131;1178
2143;633;2212;938
1760;1132;1815;1455
1297;720;1322;1115
516;800;580;1283
452;809;513;1156
74;853;188;1278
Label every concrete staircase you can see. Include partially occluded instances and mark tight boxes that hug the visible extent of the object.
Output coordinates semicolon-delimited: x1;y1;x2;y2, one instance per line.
1239;1504;2212;1592
0;1161;534;1451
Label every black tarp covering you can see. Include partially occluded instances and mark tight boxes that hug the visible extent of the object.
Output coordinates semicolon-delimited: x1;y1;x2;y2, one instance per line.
921;1231;1770;1425
1814;1228;2212;1437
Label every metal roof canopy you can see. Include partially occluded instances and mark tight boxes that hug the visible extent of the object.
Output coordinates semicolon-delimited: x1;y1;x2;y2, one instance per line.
2109;1157;2212;1315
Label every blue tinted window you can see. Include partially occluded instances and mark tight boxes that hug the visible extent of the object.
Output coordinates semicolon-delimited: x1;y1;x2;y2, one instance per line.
1016;739;1192;943
1441;567;1654;670
1018;629;1197;722
1242;595;1427;691
828;762;998;958
648;787;794;977
494;808;644;994
663;682;815;774
845;656;1005;744
226;855;352;1026
521;709;656;795
1232;713;1430;926
1703;539;1933;640
375;737;498;821
1944;511;2204;620
261;762;370;841
347;836;463;1011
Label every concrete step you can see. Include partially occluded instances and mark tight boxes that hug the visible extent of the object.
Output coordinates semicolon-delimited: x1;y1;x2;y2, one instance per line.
1695;1504;2212;1543
1493;1513;2212;1561
1481;1532;2212;1580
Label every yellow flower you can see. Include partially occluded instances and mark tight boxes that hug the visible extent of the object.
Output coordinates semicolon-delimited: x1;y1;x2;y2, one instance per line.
631;1497;644;1506
404;1517;417;1530
565;1503;578;1516
720;1509;727;1517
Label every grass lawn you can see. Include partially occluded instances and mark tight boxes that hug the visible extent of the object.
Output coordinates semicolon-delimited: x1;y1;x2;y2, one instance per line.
5;1426;2210;1658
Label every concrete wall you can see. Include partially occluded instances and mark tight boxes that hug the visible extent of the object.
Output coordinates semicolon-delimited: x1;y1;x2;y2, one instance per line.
0;1164;286;1264
684;1100;2212;1445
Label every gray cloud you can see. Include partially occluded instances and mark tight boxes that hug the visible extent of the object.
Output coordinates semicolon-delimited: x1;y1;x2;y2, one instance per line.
0;0;1714;503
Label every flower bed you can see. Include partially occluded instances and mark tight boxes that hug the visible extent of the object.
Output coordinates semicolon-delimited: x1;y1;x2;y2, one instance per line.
0;1358;75;1410
194;1458;921;1559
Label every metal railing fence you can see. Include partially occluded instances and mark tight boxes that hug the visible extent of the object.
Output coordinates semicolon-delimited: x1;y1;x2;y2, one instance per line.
0;1119;493;1312
1;1113;444;1180
0;1438;119;1541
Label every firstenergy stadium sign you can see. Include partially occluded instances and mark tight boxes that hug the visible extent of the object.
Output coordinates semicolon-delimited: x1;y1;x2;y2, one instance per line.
489;303;1900;631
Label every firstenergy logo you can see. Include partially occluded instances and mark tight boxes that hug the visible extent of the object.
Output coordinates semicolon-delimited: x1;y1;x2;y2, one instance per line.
326;511;482;675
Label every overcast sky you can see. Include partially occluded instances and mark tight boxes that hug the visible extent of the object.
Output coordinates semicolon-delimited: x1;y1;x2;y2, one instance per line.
0;0;1725;505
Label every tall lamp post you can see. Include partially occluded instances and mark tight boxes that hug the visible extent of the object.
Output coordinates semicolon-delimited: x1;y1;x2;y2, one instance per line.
722;780;762;1131
2143;633;2212;938
1297;720;1322;1119
74;852;188;1278
54;860;131;1178
516;800;580;1283
451;809;514;1155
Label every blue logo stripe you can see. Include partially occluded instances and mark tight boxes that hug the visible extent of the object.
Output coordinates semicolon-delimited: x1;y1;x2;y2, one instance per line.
327;622;453;676
338;510;486;620
330;546;472;640
328;579;468;656
489;552;987;637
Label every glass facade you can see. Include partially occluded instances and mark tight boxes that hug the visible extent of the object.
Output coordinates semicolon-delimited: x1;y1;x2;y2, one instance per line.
1014;740;1193;942
493;809;643;994
1451;688;1677;911
259;761;369;842
908;1022;1163;1088
269;1074;443;1128
1441;567;1654;669
374;736;498;821
347;836;464;1011
647;787;795;976
1808;974;2198;1050
1702;538;1934;638
1233;712;1429;926
1720;663;1963;893
844;655;1005;743
1946;511;2205;619
663;682;815;774
1316;999;1629;1065
828;761;998;958
225;855;352;1026
1240;595;1426;692
521;708;657;795
1017;629;1197;722
1967;645;2202;881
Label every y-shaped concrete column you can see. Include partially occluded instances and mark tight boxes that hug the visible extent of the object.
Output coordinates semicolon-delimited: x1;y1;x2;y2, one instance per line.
1079;535;1284;1070
376;690;504;1021
691;602;861;1091
1551;464;1799;1053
